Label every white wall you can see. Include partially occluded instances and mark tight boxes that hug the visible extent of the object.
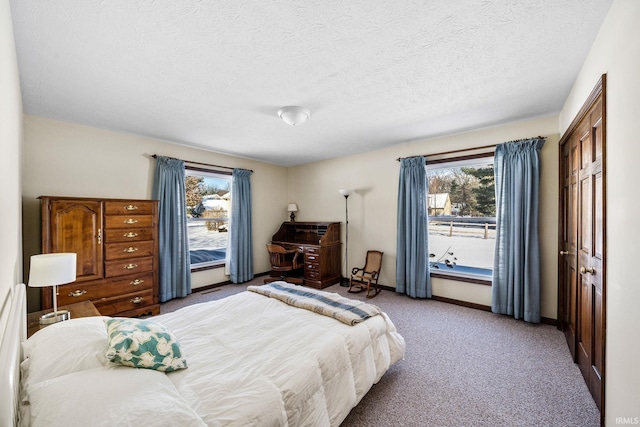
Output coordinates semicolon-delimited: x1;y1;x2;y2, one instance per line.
22;115;288;310
559;0;640;422
288;115;560;320
0;0;23;327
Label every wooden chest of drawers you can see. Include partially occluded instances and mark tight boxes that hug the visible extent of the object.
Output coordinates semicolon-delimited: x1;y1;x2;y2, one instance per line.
39;196;160;317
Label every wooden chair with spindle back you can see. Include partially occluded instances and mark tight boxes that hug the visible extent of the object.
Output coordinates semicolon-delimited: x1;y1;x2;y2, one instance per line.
348;250;383;298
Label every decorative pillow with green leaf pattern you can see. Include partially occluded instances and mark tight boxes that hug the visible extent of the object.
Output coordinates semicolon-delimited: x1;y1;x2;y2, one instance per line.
104;318;187;372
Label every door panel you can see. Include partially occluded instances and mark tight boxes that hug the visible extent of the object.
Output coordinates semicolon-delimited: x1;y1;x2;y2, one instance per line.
558;77;605;418
561;140;577;358
577;267;592;379
588;100;604;412
48;200;104;282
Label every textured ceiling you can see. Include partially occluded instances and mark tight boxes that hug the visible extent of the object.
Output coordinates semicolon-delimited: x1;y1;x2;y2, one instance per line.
10;0;613;166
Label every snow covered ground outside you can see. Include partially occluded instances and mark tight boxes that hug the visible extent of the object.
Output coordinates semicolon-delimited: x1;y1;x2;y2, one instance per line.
188;221;496;271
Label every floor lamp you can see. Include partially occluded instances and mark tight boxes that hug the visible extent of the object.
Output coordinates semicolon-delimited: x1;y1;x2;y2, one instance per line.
338;189;353;286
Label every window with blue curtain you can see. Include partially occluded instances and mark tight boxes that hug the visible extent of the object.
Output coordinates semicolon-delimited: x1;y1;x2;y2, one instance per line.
492;138;546;323
228;168;254;283
152;156;192;302
396;156;431;298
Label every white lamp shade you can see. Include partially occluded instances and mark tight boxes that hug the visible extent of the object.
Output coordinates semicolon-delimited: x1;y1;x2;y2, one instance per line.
287;203;298;212
29;253;77;288
338;189;353;197
278;106;310;126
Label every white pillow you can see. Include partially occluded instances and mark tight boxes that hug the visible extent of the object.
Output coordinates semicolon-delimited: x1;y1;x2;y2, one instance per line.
28;366;206;427
22;317;110;392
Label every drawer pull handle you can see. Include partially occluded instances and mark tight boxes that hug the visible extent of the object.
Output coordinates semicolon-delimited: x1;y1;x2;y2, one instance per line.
124;205;138;211
308;256;316;260
130;279;145;286
124;263;138;270
124;218;138;224
124;247;138;253
130;296;144;304
124;232;138;238
68;289;87;298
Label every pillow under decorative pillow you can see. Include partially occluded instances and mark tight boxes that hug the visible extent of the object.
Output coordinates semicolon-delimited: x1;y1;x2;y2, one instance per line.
28;366;205;427
22;317;110;394
104;318;187;372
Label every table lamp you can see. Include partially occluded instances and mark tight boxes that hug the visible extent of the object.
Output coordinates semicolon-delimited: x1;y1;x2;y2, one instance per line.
287;203;298;222
29;253;77;324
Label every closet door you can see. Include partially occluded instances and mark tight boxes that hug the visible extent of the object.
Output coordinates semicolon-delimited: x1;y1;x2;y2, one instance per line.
576;98;605;412
559;134;579;359
558;75;606;418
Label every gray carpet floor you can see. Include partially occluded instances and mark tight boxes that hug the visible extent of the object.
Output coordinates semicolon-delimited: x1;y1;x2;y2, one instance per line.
161;278;600;427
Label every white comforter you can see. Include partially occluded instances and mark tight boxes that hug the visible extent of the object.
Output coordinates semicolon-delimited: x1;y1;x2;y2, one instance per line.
20;289;405;427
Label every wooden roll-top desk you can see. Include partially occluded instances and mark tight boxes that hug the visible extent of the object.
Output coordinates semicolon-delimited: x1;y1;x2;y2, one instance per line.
270;222;342;289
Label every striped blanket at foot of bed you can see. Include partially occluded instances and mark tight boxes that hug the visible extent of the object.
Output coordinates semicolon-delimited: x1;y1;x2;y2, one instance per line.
247;282;381;326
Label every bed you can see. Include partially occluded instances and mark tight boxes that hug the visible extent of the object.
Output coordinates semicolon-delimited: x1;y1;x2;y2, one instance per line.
1;282;405;426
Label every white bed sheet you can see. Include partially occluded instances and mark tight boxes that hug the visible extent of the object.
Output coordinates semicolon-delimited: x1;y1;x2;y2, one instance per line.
158;290;405;426
20;287;405;427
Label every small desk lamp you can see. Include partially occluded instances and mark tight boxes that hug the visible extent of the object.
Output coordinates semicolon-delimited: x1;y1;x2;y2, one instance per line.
287;203;298;222
29;253;77;325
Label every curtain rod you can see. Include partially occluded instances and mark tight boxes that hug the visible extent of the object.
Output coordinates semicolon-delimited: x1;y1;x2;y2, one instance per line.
396;136;546;161
151;154;253;172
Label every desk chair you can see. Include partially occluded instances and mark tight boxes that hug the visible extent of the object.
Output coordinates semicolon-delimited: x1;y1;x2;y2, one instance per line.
348;250;383;298
265;244;304;284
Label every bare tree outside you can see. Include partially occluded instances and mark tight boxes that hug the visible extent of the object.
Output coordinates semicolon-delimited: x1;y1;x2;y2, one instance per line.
185;176;205;214
428;170;453;194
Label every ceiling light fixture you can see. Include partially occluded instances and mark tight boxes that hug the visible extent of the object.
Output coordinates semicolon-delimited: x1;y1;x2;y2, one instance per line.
278;106;311;126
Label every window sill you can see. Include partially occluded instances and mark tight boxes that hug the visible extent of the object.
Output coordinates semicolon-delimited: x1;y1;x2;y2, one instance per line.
430;270;492;286
191;262;225;273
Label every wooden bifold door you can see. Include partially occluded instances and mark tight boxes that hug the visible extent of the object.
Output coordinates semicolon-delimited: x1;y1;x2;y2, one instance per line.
558;75;606;423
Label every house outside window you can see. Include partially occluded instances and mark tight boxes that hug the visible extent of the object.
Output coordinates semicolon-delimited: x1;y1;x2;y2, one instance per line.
428;193;452;216
185;167;231;270
427;155;495;281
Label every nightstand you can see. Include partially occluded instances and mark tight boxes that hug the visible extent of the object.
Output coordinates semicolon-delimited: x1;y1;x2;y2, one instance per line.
27;300;102;338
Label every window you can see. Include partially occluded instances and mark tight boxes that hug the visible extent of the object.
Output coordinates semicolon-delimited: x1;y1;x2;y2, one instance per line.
185;167;231;270
427;154;495;281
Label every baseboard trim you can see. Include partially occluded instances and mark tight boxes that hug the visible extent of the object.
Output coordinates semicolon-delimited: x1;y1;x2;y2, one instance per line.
430;295;492;312
540;316;557;326
192;271;270;293
374;283;557;325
